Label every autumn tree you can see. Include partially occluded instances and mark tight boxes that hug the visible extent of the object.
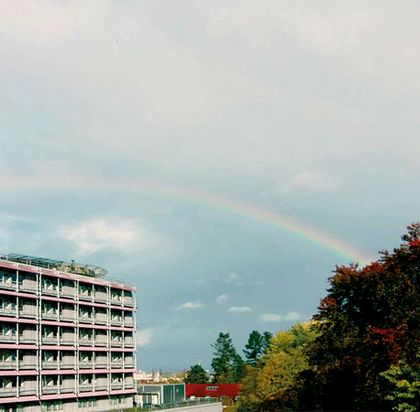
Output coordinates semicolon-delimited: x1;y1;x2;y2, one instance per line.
298;223;420;411
236;323;318;412
211;332;244;383
184;364;210;384
243;330;272;366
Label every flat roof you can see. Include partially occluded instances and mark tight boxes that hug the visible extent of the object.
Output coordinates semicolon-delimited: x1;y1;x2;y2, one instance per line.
1;253;108;278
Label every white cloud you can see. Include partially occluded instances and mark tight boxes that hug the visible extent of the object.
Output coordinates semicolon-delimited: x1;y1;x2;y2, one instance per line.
216;294;229;305
260;312;302;322
136;328;154;347
175;301;205;311
228;306;252;314
58;218;155;255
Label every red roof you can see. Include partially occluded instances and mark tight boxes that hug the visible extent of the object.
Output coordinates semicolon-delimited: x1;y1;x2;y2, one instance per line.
186;383;241;399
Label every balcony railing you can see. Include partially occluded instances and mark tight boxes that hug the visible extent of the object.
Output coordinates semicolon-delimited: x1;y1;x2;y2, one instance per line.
41;311;58;320
0;388;17;398
19;336;37;344
19;361;37;370
79;315;93;324
0;280;17;291
60;289;76;299
60;361;75;369
111;318;123;326
94;384;107;391
42;385;58;394
125;383;135;389
95;361;107;369
42;286;58;296
0;361;17;369
124;361;134;368
42;361;58;369
94;292;107;303
111;361;123;368
111;340;123;347
60;386;76;393
94;316;107;325
0;307;17;316
111;382;123;390
123;297;134;307
19;387;37;396
42;336;58;344
124;318;134;327
0;334;17;343
79;293;93;302
124;339;134;348
19;309;37;319
79;361;93;369
79;384;93;392
79;338;93;346
110;296;122;305
94;339;107;347
60;337;75;345
19;283;37;293
60;313;75;322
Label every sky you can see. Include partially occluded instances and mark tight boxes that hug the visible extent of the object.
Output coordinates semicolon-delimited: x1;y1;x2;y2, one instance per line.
0;1;419;371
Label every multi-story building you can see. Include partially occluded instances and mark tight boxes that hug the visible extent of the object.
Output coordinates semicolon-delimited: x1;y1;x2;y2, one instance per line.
0;254;136;412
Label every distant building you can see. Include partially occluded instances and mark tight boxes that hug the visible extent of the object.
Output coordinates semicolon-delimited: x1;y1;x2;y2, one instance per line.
0;253;136;411
136;383;185;408
134;369;161;383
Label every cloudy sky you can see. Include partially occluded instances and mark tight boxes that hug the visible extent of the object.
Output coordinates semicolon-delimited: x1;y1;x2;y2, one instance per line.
0;1;419;371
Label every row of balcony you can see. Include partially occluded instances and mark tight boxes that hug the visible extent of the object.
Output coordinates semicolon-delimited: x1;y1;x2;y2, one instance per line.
0;334;135;348
0;375;134;398
0;360;135;370
0;305;134;327
0;272;134;307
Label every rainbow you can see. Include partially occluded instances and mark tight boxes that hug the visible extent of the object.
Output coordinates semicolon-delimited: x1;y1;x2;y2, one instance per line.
117;180;373;265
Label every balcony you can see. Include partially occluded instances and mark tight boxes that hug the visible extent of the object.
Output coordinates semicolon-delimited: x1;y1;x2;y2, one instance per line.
60;312;75;322
111;382;123;390
124;360;134;368
0;334;17;343
19;308;37;319
79;384;93;392
111;339;123;347
19;387;37;396
60;386;75;393
79;314;93;324
42;361;58;369
0;361;17;370
124;317;134;327
0;280;17;291
95;361;107;369
94;292;107;303
79;293;93;302
61;361;75;369
79;337;93;346
123;296;134;307
42;336;58;345
0;307;17;317
41;311;58;321
0;388;17;398
42;385;58;394
60;337;75;346
110;295;122;306
111;360;123;368
94;383;107;391
124;337;134;348
42;285;58;297
19;281;37;294
125;382;135;389
94;338;107;347
60;288;75;299
94;315;107;325
19;336;37;344
110;318;123;326
79;361;93;369
19;361;37;370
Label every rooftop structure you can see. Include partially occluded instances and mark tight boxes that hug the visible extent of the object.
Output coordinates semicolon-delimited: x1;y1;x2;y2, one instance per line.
0;254;136;412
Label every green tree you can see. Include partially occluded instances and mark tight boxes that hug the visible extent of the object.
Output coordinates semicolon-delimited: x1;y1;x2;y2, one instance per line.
243;330;272;366
184;364;210;384
298;223;420;411
236;322;318;412
211;332;244;383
